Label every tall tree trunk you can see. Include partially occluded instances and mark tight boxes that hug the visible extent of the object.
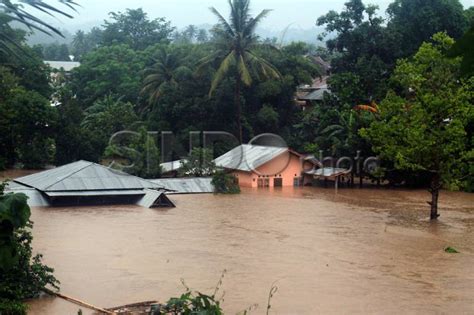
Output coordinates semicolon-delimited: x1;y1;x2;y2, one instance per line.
235;75;242;143
428;173;441;220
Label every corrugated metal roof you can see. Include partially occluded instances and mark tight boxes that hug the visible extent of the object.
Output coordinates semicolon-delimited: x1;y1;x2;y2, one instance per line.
14;161;164;192
160;159;186;173
305;167;350;177
299;88;331;101
150;178;214;194
214;145;288;172
44;61;80;71
45;190;146;197
137;189;175;208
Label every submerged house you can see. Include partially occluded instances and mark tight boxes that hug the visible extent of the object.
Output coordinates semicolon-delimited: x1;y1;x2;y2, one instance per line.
214;145;315;188
6;160;174;208
295;76;332;110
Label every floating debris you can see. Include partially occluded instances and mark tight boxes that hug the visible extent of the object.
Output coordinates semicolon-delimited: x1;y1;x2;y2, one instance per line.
444;246;460;253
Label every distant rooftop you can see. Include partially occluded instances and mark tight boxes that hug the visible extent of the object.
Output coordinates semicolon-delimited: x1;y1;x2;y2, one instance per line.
44;60;80;72
299;88;332;101
214;144;288;172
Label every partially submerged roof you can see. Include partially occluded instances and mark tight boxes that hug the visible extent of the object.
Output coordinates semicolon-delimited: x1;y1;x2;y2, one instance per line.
214;144;288;172
305;167;350;177
14;160;163;192
6;161;174;208
150;177;214;194
137;189;175;208
44;60;80;72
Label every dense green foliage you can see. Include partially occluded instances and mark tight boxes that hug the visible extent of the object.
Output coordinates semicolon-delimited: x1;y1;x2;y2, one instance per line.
212;171;241;194
180;148;216;177
361;33;473;217
0;186;59;314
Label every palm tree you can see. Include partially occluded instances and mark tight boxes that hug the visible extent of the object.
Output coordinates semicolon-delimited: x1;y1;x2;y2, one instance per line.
318;111;357;155
141;46;189;109
0;0;78;55
72;30;86;58
201;0;281;143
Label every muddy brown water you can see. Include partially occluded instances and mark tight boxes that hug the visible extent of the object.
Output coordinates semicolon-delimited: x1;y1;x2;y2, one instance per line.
16;186;474;314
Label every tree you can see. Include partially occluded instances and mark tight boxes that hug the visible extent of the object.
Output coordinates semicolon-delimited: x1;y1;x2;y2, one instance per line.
0;187;59;314
212;171;240;194
202;0;281;143
449;25;474;77
101;8;174;50
71;30;86;58
179;148;216;177
81;95;139;159
387;0;469;57
317;0;401;102
71;44;145;105
141;45;190;108
360;33;473;220
196;29;209;43
104;127;162;178
42;42;70;60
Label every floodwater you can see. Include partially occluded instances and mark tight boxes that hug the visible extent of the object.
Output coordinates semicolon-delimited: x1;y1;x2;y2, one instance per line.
25;187;474;314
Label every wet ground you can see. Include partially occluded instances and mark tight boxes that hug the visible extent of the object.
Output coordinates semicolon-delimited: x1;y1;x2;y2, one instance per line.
23;187;474;314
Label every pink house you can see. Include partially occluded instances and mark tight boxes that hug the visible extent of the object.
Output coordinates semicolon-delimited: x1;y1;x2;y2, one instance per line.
214;145;314;188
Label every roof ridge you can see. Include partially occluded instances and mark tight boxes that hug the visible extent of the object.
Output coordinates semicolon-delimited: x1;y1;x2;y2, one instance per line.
91;162;167;190
43;161;94;190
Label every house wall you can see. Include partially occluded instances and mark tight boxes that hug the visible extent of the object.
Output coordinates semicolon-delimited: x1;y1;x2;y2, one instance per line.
232;152;313;188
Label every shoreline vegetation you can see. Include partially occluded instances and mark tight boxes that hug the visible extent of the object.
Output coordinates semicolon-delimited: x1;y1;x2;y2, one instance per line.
0;0;473;313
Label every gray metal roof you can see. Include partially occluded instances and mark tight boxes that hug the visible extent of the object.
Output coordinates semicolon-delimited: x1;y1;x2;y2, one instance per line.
305;167;350;177
137;189;175;208
150;177;214;194
299;88;331;101
214;144;288;172
14;161;163;192
44;190;146;197
4;182;50;207
160;159;186;173
44;61;80;71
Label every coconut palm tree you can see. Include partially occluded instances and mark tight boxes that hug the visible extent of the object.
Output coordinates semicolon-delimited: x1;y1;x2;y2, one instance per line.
0;0;78;55
71;30;86;58
141;46;189;108
201;0;281;143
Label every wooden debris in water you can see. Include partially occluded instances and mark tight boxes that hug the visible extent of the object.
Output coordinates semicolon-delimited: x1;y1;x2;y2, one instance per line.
102;301;160;315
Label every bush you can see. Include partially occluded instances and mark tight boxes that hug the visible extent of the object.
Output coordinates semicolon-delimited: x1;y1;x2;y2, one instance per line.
0;189;59;314
0;299;27;315
211;171;240;194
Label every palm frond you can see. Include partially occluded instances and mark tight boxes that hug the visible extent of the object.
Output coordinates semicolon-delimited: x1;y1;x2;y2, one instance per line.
209;50;236;96
209;6;235;37
0;0;78;58
245;50;281;80
244;9;271;37
195;50;223;75
321;124;343;134
238;54;252;86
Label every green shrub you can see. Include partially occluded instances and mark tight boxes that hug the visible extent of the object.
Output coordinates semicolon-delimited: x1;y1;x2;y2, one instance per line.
212;171;240;194
156;271;226;315
0;298;27;315
0;188;59;313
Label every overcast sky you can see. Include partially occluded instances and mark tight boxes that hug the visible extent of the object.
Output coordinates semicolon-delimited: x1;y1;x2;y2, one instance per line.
46;0;473;31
